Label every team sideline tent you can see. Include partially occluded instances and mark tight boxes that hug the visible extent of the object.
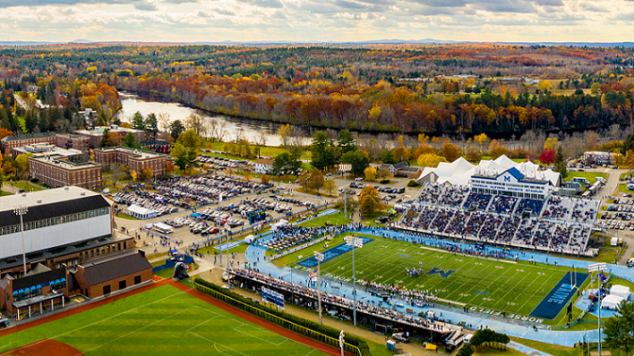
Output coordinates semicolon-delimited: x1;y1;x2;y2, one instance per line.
602;294;625;310
127;204;156;219
611;285;631;299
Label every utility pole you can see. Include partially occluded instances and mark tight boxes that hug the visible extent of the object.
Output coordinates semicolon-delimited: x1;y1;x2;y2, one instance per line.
346;236;363;326
314;251;324;325
14;205;28;275
339;164;351;222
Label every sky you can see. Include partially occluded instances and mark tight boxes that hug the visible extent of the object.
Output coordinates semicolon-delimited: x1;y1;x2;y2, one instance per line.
0;0;632;43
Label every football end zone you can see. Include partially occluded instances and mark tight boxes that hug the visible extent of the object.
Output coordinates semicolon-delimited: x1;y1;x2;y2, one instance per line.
530;271;588;320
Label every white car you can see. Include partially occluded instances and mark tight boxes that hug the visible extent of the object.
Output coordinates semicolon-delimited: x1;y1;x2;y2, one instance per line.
355;177;363;181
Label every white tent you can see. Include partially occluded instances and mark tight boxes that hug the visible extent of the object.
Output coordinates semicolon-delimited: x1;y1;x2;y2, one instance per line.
271;219;289;232
244;235;256;244
611;285;631;299
602;294;625;310
127;204;156;219
417;154;561;187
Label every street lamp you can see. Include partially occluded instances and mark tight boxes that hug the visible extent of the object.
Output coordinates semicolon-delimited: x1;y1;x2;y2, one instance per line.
339;164;352;222
314;251;324;325
346;236;363;326
588;262;607;356
13;205;28;275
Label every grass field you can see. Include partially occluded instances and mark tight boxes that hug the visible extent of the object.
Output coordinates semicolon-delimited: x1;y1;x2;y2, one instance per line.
10;180;45;192
0;285;330;356
564;172;608;184
301;236;579;319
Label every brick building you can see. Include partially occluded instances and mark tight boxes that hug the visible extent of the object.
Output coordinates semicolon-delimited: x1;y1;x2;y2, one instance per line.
94;147;167;177
71;251;152;299
55;134;90;150
1;132;56;156
75;125;145;148
0;264;68;317
29;156;103;190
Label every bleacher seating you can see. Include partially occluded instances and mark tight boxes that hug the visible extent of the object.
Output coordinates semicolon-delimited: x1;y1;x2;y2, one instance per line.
401;183;598;255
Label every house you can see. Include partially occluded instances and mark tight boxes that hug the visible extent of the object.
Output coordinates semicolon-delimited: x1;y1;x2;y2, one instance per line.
71;250;152;299
396;166;422;179
0;264;68;318
379;162;408;176
255;158;274;174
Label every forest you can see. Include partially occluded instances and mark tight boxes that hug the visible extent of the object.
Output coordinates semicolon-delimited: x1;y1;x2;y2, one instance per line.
0;43;633;137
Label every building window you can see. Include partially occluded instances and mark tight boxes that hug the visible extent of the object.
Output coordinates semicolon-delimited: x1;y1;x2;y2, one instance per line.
134;276;142;285
119;280;127;290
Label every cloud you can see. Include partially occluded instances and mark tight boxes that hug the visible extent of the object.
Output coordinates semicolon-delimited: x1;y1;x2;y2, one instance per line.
134;1;156;10
213;8;236;15
235;0;283;8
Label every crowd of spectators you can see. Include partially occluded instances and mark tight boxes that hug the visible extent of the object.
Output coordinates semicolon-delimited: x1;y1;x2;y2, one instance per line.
496;216;520;243
463;193;492;211
542;197;569;220
516;198;545;216
430;209;454;232
488;196;518;214
571;200;599;224
438;186;470;207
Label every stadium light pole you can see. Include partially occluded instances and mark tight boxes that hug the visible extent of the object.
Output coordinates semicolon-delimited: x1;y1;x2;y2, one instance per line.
14;205;28;275
589;262;606;356
314;251;324;325
346;236;363;326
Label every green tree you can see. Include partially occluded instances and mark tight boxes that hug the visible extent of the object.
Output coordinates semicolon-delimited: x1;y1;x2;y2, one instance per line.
380;150;396;164
145;113;159;140
604;300;634;356
170;120;185;141
24;111;37;133
337;129;356;155
554;146;568;179
311;131;336;171
132;111;145;131
171;143;198;172
341;150;369;177
122;132;138;148
177;129;203;151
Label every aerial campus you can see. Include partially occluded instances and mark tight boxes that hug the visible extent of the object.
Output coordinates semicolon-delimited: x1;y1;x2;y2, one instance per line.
2;13;634;356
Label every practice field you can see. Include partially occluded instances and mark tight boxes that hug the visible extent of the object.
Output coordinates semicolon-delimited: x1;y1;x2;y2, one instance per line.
0;285;330;356
297;237;586;320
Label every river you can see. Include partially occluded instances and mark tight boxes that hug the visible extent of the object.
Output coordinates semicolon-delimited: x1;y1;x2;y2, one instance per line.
118;94;287;146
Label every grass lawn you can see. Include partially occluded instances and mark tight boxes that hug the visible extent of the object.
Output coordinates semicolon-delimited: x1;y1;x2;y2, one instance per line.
10;180;45;192
579;237;622;264
619;184;632;193
564;172;608;184
0;285;331;356
308;236;581;320
299;211;350;228
205;142;312;161
0;190;11;196
510;337;582;356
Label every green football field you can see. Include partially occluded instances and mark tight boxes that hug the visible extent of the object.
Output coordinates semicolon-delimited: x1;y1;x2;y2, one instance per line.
304;236;579;318
0;285;329;356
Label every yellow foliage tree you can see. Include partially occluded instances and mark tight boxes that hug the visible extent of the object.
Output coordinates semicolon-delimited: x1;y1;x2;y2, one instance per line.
417;153;447;168
131;170;137;182
364;167;377;181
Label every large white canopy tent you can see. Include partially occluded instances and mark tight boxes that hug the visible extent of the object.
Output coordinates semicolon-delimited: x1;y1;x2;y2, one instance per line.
418;155;561;187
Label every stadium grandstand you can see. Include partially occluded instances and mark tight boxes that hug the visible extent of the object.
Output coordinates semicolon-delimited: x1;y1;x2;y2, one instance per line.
399;156;599;256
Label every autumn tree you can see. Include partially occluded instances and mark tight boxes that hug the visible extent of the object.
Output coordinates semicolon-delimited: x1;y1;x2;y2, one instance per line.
260;174;270;184
417;153;447;168
359;186;381;216
185;113;208;137
466;145;482;163
308;168;324;192
394;146;410;162
278;124;292;147
131;170;137;182
539;148;556;165
323;180;337;196
441;141;461;162
364;167;377;181
141;167;154;181
489;140;508;159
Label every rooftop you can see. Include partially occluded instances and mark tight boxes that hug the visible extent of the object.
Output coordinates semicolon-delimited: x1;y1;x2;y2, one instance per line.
0;186;101;213
1;132;56;142
80;250;151;285
29;156;101;170
255;158;274;165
